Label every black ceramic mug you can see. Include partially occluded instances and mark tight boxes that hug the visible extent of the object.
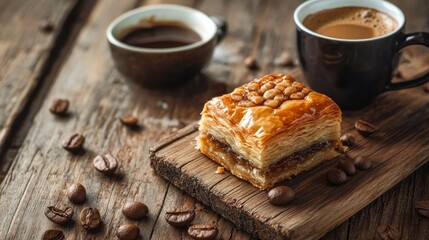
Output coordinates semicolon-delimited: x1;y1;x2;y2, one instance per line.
294;0;429;109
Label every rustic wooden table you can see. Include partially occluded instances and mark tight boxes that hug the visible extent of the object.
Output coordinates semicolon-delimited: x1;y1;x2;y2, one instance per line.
0;0;428;239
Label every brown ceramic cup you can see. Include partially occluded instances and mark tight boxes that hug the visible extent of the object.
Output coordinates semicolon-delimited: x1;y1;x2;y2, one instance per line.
107;4;226;88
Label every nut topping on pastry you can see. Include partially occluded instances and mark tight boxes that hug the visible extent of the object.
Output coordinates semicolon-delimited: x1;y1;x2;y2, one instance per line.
229;74;312;108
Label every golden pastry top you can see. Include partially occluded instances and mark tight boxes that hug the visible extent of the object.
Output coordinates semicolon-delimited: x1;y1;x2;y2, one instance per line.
202;74;341;142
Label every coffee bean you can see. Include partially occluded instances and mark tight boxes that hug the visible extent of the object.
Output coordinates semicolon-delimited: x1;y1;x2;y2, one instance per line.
414;200;429;217
187;224;218;240
122;201;149;220
49;99;69;115
42;229;65;240
337;158;356;176
376;224;400;240
274;52;295;67
354;120;376;136
116;224;140;240
353;156;372;170
120;114;138;127
340;133;355;147
79;207;102;231
39;19;54;33
67;183;86;204
62;133;84;152
165;207;195;227
267;185;295;206
93;154;118;174
325;168;347;185
44;204;74;224
244;56;258;69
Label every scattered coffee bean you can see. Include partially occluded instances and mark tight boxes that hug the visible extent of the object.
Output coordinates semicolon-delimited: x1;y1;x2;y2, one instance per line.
337;158;356;176
122;201;149;220
267;185;295;206
42;229;65;240
340;133;355;147
117;224;140;240
62;133;84;152
67;183;86;204
376;224;400;240
325;168;347;185
79;207;102;231
188;224;218;240
49;99;69;115
414;200;429;217
354;119;376;136
353;156;372;170
120;114;138;127
44;204;74;225
244;56;258;69
274;52;294;67
93;154;118;174
39;19;54;33
165;207;195;227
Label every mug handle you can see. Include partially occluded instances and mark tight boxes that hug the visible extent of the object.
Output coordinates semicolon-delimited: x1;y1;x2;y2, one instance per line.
385;32;429;91
210;16;228;43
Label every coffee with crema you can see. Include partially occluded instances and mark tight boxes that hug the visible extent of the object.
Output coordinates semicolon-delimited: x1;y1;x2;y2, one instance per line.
303;7;398;39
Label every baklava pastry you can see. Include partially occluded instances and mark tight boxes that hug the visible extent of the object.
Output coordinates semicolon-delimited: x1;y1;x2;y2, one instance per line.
197;74;342;189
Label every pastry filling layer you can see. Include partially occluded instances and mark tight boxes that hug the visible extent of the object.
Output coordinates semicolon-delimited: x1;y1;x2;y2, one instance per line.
201;133;334;174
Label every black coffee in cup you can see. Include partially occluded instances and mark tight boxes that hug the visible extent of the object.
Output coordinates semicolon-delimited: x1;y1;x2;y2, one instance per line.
120;21;202;48
303;7;397;40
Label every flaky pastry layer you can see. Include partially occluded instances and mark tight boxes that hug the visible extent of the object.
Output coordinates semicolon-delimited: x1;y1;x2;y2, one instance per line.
197;134;339;189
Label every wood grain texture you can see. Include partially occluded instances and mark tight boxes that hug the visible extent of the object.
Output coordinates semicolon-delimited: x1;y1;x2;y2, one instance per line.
0;0;427;239
150;78;429;239
0;0;79;154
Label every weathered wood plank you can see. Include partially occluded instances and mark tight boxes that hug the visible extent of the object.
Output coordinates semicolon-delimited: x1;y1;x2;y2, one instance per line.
0;0;252;239
0;0;79;157
0;0;428;239
150;82;429;239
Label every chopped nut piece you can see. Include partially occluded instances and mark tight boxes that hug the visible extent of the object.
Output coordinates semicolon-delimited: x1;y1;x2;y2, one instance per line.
264;99;280;108
248;94;264;105
215;166;225;174
263;89;277;99
230;93;243;102
283;86;298;96
290;92;305;99
259;82;276;94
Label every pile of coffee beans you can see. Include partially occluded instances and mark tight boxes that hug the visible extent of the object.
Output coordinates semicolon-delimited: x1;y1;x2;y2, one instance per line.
164;207;218;240
43;180;149;240
44;102;152;239
325;156;372;186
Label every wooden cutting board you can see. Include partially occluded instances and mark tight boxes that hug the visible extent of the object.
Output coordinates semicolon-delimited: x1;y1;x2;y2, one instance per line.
150;74;429;240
